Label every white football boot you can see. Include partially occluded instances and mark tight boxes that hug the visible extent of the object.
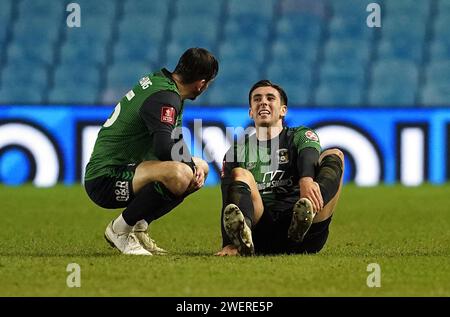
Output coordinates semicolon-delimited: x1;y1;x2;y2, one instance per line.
104;221;152;255
288;198;316;243
223;204;254;256
132;220;168;255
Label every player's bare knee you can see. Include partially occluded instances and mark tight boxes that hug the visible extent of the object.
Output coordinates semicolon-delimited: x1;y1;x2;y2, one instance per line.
231;167;253;182
163;163;193;196
321;148;344;165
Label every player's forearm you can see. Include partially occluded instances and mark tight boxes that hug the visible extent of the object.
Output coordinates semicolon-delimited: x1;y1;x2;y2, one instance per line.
153;131;195;165
297;147;320;178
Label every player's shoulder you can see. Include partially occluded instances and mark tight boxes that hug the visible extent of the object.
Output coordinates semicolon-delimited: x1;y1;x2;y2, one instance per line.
287;126;318;138
149;68;179;91
287;126;320;147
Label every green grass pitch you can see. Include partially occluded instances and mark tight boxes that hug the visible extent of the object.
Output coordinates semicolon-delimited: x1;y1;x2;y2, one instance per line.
0;184;449;297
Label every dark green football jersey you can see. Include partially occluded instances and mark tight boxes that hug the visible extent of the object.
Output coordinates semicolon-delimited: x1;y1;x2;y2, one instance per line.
221;126;321;212
85;69;183;181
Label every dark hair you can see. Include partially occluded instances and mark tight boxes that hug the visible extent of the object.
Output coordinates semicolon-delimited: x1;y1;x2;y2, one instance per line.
173;48;219;84
248;80;288;107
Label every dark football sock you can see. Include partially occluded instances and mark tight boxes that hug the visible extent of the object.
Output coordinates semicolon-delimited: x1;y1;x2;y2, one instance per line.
122;182;180;226
227;180;254;228
316;154;343;206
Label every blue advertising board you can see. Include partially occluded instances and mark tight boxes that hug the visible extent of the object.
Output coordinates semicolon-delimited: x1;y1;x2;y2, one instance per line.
0;105;448;186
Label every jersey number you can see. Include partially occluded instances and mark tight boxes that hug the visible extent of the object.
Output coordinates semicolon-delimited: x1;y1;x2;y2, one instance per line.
103;103;121;127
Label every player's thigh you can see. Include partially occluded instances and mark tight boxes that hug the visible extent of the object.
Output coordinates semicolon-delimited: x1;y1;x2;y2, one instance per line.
84;165;136;209
132;160;192;193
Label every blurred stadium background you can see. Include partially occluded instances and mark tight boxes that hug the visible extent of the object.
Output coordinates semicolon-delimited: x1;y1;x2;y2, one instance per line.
0;0;449;187
0;0;449;106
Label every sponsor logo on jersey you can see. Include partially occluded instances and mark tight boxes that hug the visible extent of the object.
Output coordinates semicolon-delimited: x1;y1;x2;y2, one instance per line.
161;106;176;124
258;170;293;194
276;148;289;164
305;130;319;142
115;181;130;202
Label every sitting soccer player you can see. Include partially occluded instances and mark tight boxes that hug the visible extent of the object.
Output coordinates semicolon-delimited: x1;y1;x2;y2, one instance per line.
84;48;218;255
216;80;344;256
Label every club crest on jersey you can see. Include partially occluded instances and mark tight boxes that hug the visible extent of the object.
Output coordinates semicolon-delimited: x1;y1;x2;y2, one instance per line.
161;106;175;124
245;161;256;169
277;148;289;164
305;130;319;142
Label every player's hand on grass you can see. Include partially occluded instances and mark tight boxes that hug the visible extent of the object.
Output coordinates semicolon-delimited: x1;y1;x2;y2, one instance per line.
215;245;239;256
299;177;323;213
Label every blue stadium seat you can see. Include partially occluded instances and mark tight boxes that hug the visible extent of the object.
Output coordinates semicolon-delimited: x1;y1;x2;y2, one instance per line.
429;41;450;62
372;60;419;86
382;16;426;42
7;42;55;66
64;17;113;44
332;0;374;17
113;38;160;65
0;1;12;43
420;82;450;106
54;64;101;88
206;82;253;105
106;62;151;88
215;60;260;84
175;0;223;17
369;61;419;106
13;17;60;45
276;15;323;43
378;38;424;63
266;61;313;89
70;0;117;20
118;16;166;44
225;17;270;40
281;82;310;105
228;0;274;19
271;38;318;64
60;41;107;66
437;0;450;16
434;16;450;38
385;0;430;19
1;64;48;91
425;61;450;85
315;81;364;106
320;62;366;87
0;86;45;104
219;40;265;64
123;0;170;19
328;16;374;40
102;62;153;104
18;0;64;19
171;17;218;45
368;82;417;106
48;84;99;104
324;39;370;64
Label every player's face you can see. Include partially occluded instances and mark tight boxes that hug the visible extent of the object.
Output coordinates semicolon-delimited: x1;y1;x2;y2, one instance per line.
249;86;287;127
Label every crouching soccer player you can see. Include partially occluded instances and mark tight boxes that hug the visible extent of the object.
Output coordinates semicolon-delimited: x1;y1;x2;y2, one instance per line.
84;48;218;255
216;80;344;256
